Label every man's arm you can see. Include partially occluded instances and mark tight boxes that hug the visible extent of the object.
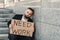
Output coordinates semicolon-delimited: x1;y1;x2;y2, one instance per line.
7;20;11;27
7;14;22;27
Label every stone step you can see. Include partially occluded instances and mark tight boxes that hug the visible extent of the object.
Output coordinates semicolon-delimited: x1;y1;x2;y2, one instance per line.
0;8;13;14
16;0;40;6
0;34;8;39
0;26;8;28
0;18;10;22
0;28;9;34
0;11;13;14
21;1;40;6
0;14;15;18
0;39;9;40
0;22;7;27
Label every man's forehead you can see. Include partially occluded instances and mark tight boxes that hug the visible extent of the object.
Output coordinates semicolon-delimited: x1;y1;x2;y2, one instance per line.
26;9;32;12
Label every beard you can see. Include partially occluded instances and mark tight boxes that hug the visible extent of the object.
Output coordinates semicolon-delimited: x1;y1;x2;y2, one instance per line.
24;15;29;19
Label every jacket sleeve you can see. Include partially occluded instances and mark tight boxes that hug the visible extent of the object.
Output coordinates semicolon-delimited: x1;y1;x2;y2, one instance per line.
7;14;17;27
32;23;36;40
7;20;11;27
29;18;35;40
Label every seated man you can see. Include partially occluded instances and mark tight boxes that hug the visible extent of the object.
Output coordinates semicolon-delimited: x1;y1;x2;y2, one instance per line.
7;8;35;40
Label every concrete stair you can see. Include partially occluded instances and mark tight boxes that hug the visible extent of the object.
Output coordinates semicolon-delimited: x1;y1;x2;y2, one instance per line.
0;18;10;22
0;8;15;40
0;28;9;34
0;14;15;18
0;34;8;40
15;0;40;6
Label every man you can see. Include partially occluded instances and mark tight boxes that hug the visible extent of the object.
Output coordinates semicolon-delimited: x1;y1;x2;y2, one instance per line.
7;8;35;40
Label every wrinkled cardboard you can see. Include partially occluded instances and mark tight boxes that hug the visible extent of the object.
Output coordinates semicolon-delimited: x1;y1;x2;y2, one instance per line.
10;19;34;37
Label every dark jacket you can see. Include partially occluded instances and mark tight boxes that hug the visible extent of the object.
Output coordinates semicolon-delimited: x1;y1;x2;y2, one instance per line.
7;14;35;40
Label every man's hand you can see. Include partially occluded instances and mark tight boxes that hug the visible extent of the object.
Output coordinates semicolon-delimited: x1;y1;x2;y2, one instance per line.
9;24;14;33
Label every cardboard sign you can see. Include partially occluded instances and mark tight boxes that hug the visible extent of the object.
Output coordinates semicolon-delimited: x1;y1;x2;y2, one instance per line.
10;19;34;37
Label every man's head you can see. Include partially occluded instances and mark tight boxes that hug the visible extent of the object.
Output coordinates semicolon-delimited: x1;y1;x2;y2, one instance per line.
24;8;34;18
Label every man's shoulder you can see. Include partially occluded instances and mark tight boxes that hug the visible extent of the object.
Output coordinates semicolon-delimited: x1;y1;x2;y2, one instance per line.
14;14;23;17
28;18;33;22
12;14;23;19
12;14;34;22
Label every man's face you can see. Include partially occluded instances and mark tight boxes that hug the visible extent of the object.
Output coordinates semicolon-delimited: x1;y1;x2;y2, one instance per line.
25;9;33;18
